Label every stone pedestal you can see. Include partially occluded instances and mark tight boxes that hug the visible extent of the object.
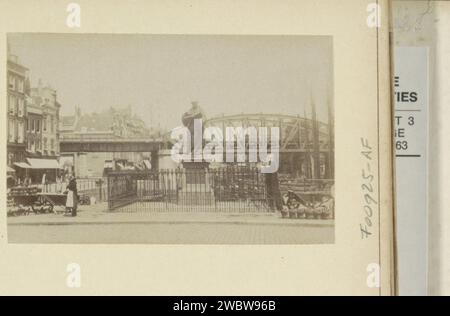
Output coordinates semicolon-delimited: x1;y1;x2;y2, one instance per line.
180;162;214;205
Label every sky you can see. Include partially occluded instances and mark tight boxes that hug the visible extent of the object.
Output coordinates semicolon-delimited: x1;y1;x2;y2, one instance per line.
8;33;333;129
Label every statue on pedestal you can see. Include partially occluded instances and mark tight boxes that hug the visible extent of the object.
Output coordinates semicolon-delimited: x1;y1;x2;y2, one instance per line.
181;101;206;147
180;101;209;185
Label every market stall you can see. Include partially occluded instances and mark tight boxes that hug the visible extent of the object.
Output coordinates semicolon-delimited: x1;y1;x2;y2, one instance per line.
13;158;61;185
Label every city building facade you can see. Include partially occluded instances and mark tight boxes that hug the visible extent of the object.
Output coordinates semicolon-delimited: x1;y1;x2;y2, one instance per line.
7;54;28;166
30;80;61;158
25;96;43;157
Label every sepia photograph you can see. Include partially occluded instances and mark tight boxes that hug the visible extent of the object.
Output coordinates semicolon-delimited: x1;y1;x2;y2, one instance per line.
6;33;334;244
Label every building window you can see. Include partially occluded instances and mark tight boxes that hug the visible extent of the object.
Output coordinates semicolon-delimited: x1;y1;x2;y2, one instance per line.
8;119;15;142
8;75;15;90
18;99;24;117
14;121;18;142
36;120;40;132
18;122;24;143
31;119;35;132
43;138;47;150
43;118;47;131
17;79;24;93
8;95;15;114
50;116;54;133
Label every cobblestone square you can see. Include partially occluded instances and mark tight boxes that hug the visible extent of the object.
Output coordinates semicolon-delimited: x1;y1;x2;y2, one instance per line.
8;202;334;244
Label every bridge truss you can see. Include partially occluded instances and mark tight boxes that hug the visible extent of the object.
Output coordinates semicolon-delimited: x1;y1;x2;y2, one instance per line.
204;113;334;178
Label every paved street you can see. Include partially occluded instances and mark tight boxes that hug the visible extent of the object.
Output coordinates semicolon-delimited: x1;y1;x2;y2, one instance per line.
8;202;334;244
8;222;334;244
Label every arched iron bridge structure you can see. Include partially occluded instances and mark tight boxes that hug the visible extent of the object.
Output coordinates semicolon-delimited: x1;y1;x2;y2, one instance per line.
203;113;334;178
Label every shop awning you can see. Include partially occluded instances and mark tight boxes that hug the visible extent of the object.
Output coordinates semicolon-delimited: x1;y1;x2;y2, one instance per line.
14;162;31;169
26;158;61;169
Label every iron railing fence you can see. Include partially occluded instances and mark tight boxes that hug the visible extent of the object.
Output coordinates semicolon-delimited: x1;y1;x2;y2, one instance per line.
106;167;334;214
38;177;108;203
107;167;276;213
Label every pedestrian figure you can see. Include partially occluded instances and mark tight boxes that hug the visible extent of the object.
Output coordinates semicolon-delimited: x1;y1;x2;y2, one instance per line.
259;155;283;211
65;175;78;217
265;171;283;211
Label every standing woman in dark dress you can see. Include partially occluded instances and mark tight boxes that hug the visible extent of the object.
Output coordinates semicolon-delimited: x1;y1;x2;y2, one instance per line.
66;176;78;217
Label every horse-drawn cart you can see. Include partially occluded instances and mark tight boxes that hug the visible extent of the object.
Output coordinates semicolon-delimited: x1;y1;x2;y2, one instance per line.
37;193;68;214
